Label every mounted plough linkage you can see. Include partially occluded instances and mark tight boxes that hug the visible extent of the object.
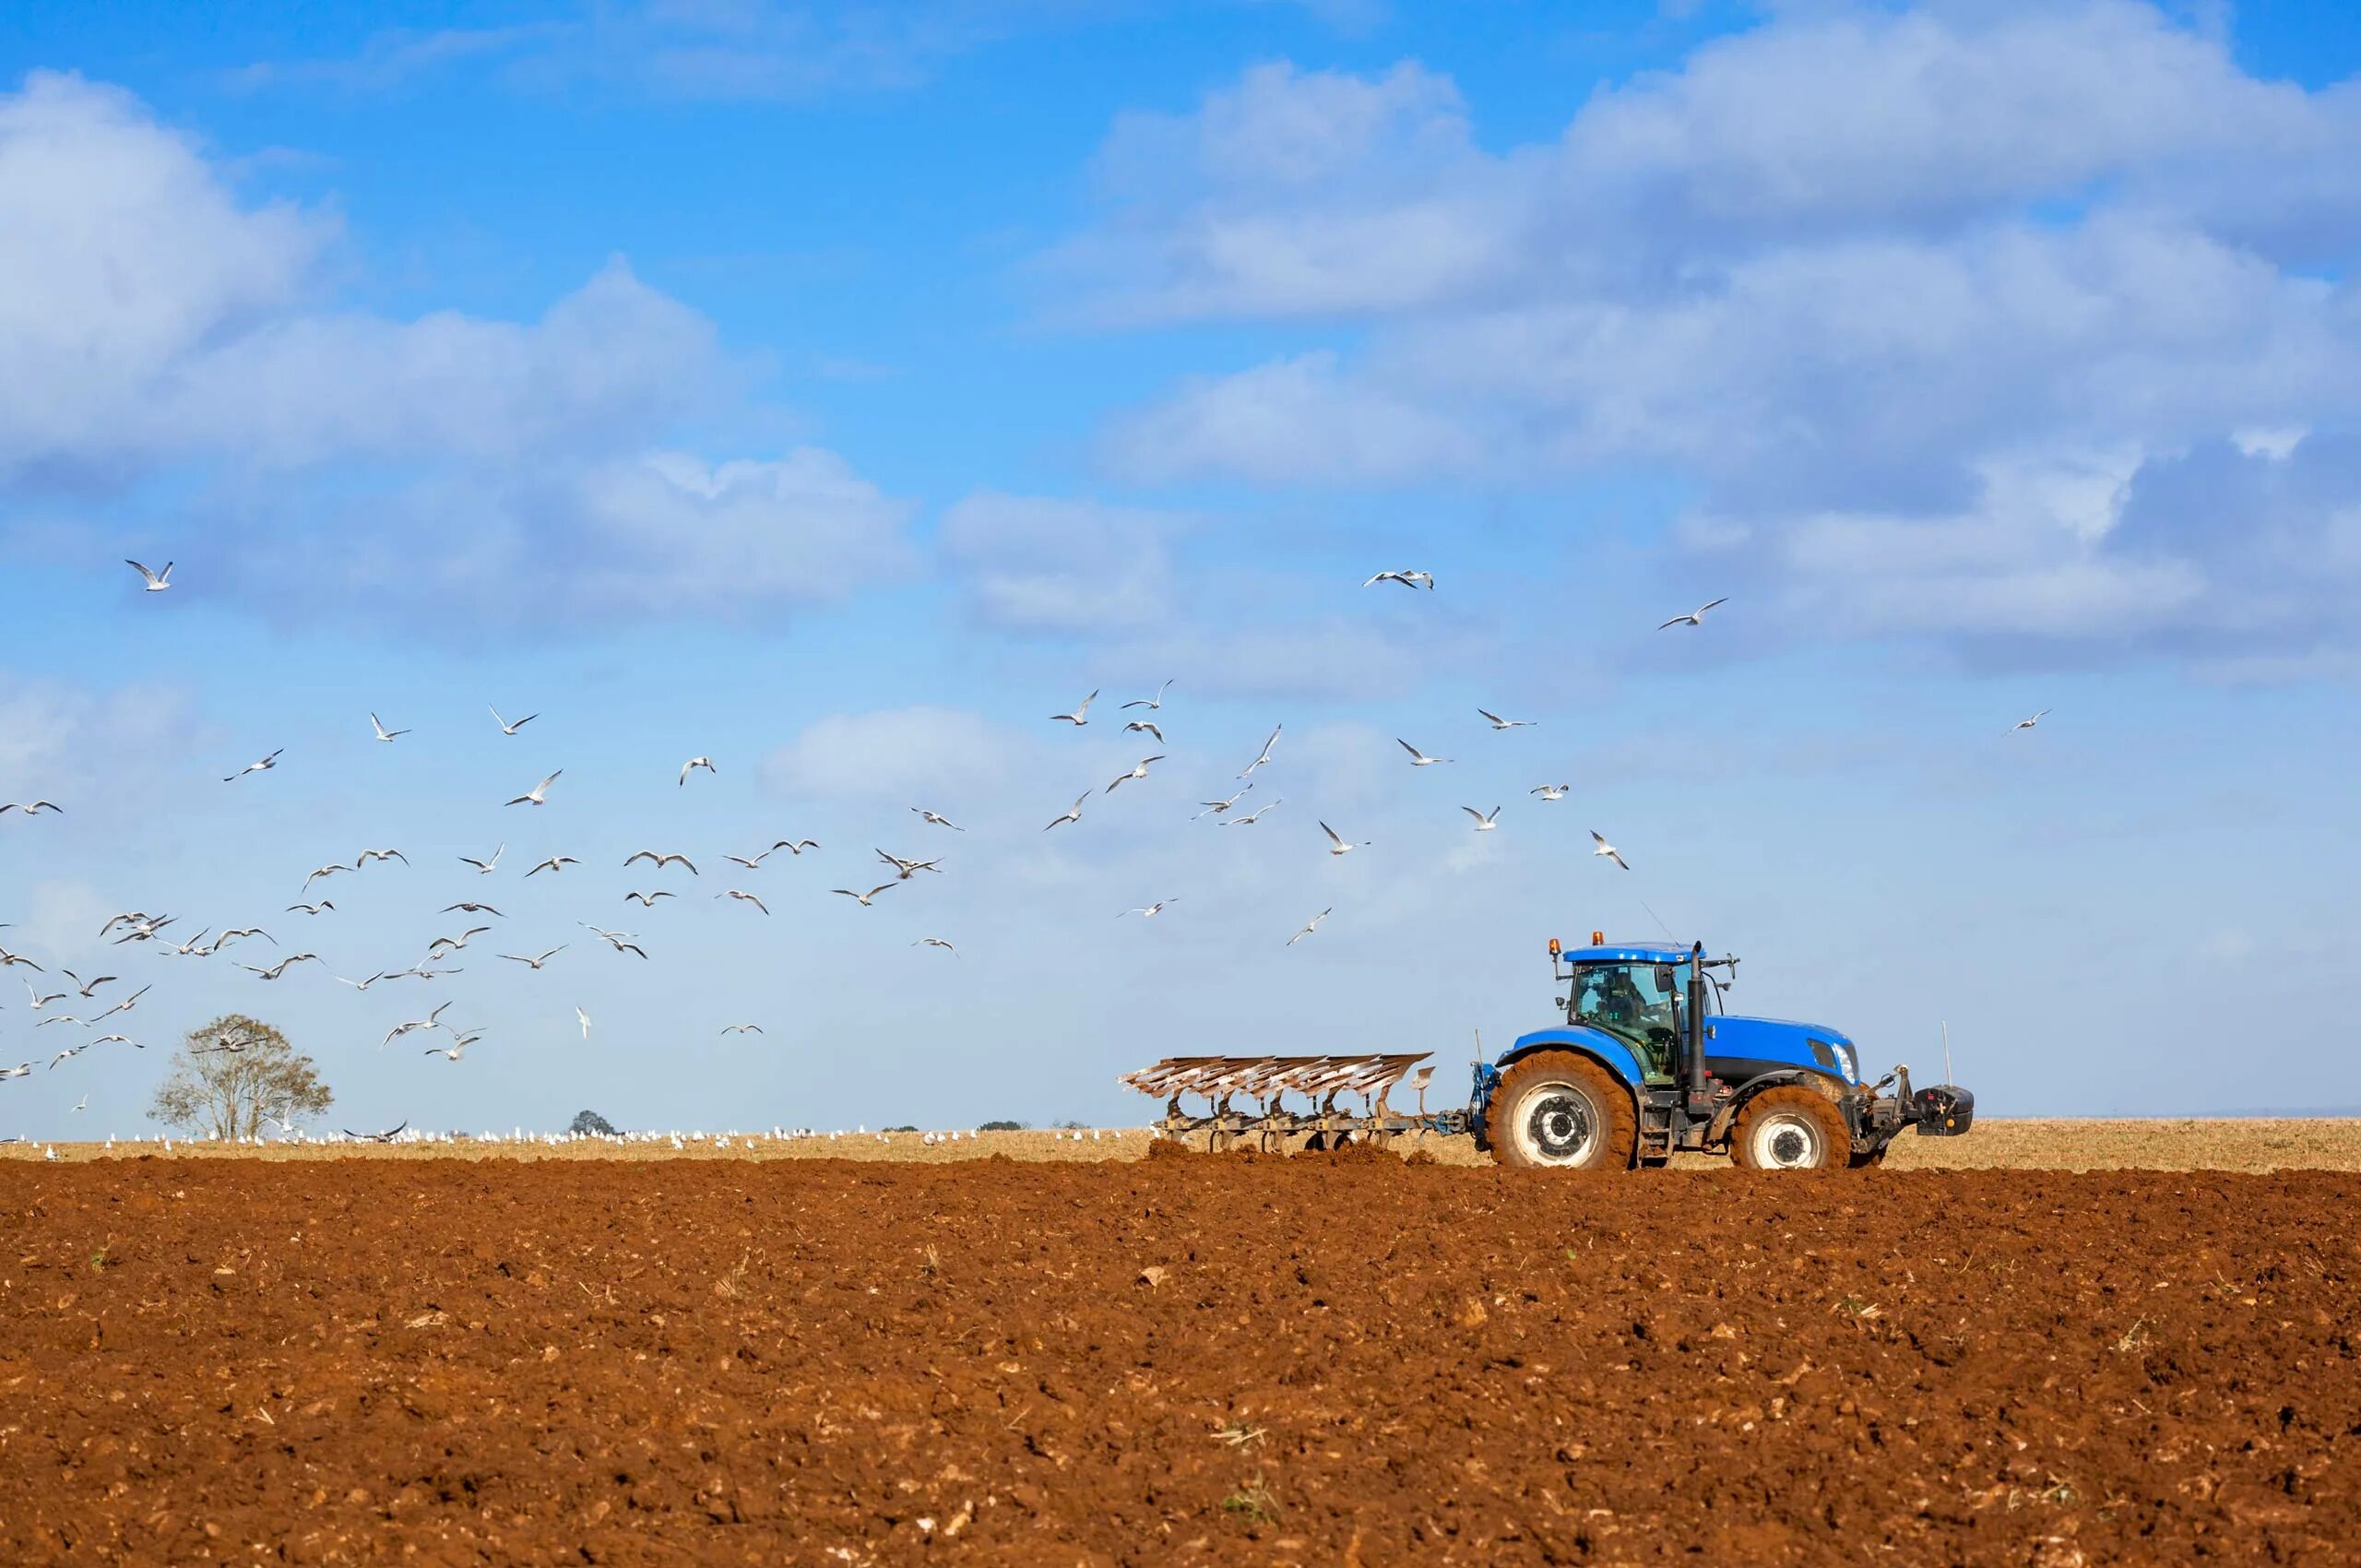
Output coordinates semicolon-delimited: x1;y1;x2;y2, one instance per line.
1121;1053;1469;1151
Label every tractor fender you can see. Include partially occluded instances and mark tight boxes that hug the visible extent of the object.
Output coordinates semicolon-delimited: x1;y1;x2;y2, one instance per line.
1492;1029;1648;1117
1705;1068;1846;1145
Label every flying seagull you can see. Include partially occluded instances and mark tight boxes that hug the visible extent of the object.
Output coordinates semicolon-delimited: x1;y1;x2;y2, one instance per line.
1397;738;1452;766
1050;690;1098;726
0;945;45;971
344;1122;409;1144
1105;754;1166;792
301;863;352;893
1530;784;1570;801
125;559;173;591
1590;830;1631;871
624;850;697;874
459;844;504;875
576;1007;591;1039
1463;805;1502;832
63;970;116;999
1119;899;1180;919
369;712;409;742
2011;709;2052;733
911;808;964;832
1042;792;1090;832
913;936;958;955
1122;719;1165;743
1659;598;1729;630
489;705;538;735
1287;908;1335;945
679;755;717;786
1362;569;1434;589
876;850;943;880
240;953;321;980
1240;724;1282;778
498;946;566;970
441;901;502;917
1120;680;1173;711
718;889;770;915
356;847;409;867
719;1022;765;1036
224;748;284;783
505;770;562;807
770;837;822;855
0;801;62;816
1477;709;1535;731
527;854;579;877
1193;784;1254;820
286;901;335;916
1225;798;1283;826
1320;820;1368;856
23;980;66;1009
623;890;675;907
831;884;897;908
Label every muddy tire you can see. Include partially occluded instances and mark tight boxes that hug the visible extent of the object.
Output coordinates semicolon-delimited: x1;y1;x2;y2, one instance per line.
1488;1052;1635;1170
1730;1087;1849;1171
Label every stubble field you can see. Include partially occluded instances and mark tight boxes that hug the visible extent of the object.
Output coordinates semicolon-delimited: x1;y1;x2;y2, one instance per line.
1;1123;2356;1564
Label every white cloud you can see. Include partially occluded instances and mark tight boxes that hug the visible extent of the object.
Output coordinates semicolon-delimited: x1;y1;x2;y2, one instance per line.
0;72;909;627
938;492;1176;635
1054;5;2361;667
760;707;1032;803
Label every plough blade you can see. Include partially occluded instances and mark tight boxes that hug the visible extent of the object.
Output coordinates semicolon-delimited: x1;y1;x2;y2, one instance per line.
1121;1053;1464;1149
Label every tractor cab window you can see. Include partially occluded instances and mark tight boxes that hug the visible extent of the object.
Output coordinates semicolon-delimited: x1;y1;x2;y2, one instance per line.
1568;961;1684;1080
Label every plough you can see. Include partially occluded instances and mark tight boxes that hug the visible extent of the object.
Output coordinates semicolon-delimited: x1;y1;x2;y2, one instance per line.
1120;1053;1468;1151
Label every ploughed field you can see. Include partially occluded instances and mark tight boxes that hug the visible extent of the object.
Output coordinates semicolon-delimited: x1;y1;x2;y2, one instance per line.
2;1156;2355;1565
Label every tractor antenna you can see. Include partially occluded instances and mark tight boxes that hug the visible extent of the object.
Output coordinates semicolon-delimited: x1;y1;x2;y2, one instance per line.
1472;1027;1483;1070
1633;894;1679;944
1941;1020;1954;1087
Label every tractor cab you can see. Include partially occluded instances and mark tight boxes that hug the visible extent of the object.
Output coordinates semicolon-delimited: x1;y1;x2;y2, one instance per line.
1555;942;1701;1085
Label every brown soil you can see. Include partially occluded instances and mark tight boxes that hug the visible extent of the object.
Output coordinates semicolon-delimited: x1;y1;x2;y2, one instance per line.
2;1159;2355;1565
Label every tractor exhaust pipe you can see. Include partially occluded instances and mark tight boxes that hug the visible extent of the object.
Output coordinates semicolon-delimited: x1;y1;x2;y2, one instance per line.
1687;942;1709;1104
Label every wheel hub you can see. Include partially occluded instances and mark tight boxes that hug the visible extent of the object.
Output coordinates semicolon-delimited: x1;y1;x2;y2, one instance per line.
1525;1090;1595;1163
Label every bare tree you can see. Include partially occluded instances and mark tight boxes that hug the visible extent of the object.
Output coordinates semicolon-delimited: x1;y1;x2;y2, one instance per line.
148;1015;333;1139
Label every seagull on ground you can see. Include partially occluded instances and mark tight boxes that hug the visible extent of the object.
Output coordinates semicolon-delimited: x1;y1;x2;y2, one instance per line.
1320;821;1369;856
1121;679;1173;711
1119;899;1180;919
1397;738;1452;766
1287;908;1335;945
498;946;566;970
1050;690;1098;726
1477;708;1536;731
224;748;284;783
911;808;964;832
459;844;504;874
1463;806;1502;832
913;937;958;955
1658;597;1729;630
1590;830;1631;871
1225;798;1283;826
831;884;897;908
489;705;538;736
1042;793;1090;832
526;855;578;877
1106;754;1166;793
1530;784;1570;801
1240;724;1282;778
505;770;562;807
624;850;697;874
1362;569;1434;589
0;800;61;815
679;755;717;786
125;559;173;591
2011;709;2052;733
719;890;770;914
369;712;409;742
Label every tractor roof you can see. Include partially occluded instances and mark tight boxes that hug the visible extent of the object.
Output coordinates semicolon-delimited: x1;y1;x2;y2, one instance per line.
1557;941;1692;965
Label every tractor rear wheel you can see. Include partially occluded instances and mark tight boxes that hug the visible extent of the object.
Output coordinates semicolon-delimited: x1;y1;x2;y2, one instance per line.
1730;1087;1849;1171
1489;1052;1635;1170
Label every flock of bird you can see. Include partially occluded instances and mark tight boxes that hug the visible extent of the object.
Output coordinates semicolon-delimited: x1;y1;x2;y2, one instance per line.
0;559;2053;1134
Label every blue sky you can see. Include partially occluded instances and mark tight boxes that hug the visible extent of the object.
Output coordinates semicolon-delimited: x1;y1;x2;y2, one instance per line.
3;0;2359;1139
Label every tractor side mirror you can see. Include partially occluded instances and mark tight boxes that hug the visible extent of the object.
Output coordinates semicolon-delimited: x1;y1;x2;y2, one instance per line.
1554;997;1567;1009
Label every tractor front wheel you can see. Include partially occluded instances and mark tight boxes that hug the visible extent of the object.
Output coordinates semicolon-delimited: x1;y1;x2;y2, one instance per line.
1488;1052;1635;1170
1730;1087;1849;1171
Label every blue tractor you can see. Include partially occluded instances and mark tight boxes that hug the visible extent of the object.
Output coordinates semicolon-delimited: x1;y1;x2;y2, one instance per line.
1471;936;1975;1170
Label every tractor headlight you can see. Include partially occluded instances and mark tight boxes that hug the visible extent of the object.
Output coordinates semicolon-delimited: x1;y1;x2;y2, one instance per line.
1834;1041;1858;1082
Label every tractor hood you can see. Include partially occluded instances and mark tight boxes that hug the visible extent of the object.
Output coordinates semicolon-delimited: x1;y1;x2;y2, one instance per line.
1705;1015;1858;1085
